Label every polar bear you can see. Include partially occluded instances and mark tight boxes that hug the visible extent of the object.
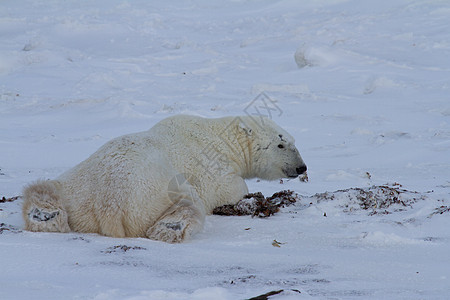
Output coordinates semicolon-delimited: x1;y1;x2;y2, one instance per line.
23;115;307;243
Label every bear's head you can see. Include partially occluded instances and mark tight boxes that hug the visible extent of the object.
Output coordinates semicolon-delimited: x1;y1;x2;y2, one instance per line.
239;116;307;180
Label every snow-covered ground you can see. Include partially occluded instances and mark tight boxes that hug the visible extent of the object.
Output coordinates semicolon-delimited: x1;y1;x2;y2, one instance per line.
1;0;450;299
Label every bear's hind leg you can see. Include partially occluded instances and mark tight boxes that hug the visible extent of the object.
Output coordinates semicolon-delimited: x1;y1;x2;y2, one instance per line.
22;180;71;233
146;199;204;243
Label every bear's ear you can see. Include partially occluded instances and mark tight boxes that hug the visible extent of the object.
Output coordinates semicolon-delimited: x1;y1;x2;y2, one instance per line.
238;121;253;136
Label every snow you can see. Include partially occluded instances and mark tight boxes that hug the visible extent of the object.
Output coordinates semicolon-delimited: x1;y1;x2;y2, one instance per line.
1;0;450;299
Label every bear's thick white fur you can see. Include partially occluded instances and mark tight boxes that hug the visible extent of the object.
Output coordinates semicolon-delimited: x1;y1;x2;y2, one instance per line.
23;115;306;242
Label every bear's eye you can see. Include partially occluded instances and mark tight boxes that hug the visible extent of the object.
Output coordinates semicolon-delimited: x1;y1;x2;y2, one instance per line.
278;144;284;149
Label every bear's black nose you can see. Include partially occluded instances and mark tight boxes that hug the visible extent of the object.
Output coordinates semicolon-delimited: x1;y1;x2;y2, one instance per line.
296;165;307;175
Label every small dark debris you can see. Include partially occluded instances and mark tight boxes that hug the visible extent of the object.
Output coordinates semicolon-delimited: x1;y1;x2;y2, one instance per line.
102;245;146;254
237;275;256;283
272;239;285;247
310;278;331;284
429;206;450;217
423;237;439;242
299;172;309;182
0;223;10;234
290;264;320;275
213;190;299;218
368;210;391;216
247;289;301;300
0;196;21;203
0;223;21;234
70;236;90;243
228;275;257;285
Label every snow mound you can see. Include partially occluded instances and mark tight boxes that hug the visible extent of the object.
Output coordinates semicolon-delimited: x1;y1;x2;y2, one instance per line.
308;184;425;215
361;231;425;247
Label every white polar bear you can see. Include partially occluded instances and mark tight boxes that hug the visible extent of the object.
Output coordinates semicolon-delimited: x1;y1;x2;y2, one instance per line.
23;115;307;243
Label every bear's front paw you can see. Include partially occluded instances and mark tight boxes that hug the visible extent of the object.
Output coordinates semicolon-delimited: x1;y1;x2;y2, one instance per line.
146;221;190;243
